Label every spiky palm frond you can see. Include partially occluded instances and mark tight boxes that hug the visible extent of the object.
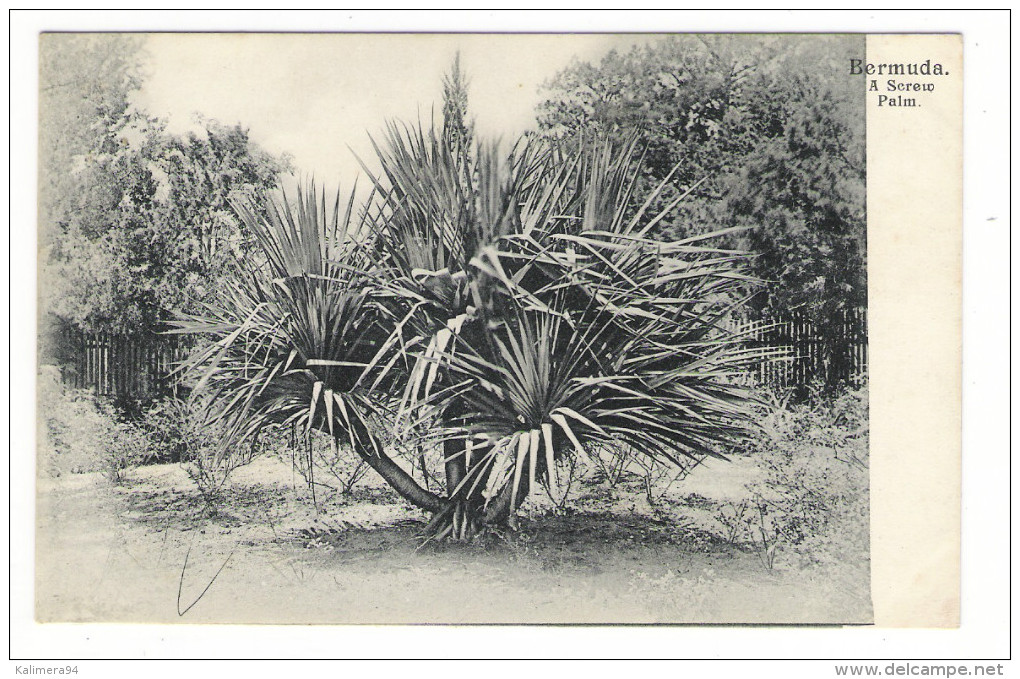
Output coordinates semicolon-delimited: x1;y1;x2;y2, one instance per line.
390;133;767;512
356;125;567;419
169;181;387;454
432;237;763;510
174;121;767;531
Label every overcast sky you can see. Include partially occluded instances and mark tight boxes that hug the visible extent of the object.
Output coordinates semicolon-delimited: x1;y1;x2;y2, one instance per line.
137;33;654;185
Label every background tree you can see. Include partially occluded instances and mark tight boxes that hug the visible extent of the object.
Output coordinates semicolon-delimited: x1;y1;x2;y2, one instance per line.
143;120;287;322
39;33;150;343
39;34;145;251
39;35;288;340
537;35;866;390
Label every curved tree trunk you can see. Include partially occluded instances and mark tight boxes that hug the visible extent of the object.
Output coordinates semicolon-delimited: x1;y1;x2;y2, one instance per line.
342;418;535;539
360;448;445;513
346;414;444;513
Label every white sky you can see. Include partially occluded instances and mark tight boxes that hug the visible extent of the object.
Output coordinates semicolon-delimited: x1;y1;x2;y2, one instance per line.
138;33;654;184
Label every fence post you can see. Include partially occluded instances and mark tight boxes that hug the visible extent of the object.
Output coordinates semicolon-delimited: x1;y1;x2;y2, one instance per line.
52;330;185;407
734;308;867;393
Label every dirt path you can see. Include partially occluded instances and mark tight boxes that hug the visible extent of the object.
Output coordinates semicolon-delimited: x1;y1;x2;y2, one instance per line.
35;458;871;624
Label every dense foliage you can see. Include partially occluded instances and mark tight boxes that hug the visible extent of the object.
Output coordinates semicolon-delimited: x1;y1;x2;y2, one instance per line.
173;118;767;537
39;368;152;481
538;36;866;388
731;385;869;571
40;35;288;337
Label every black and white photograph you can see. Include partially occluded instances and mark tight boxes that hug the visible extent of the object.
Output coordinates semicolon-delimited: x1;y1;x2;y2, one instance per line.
33;31;877;626
13;7;1015;670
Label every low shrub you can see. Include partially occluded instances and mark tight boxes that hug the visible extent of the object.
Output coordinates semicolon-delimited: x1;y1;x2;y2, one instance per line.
720;384;869;571
138;397;196;463
38;369;153;482
144;396;258;504
282;428;371;504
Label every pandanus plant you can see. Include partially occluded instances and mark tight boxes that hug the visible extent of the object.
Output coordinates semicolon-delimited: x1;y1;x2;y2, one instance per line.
174;124;765;540
169;182;444;512
365;129;766;538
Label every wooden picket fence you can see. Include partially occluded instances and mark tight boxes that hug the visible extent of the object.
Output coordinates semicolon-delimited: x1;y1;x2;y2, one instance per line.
732;307;868;389
55;307;867;404
58;329;188;403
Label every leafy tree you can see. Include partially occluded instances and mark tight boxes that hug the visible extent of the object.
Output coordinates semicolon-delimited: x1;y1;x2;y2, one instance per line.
39;35;288;337
39;33;151;339
538;36;866;389
724;69;865;381
38;34;146;250
143;120;288;320
44;132;164;334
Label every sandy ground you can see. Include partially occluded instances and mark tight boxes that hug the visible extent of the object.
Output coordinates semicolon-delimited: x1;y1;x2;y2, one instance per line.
35;455;872;625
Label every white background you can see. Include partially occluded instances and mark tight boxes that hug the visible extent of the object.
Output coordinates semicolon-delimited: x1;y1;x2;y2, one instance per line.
5;8;1013;672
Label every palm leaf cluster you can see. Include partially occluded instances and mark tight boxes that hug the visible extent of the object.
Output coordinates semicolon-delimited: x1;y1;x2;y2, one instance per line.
174;124;765;537
171;182;443;511
375;134;765;526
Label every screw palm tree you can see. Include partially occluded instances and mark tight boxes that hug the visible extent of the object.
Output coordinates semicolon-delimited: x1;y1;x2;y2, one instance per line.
170;183;443;512
173;125;764;540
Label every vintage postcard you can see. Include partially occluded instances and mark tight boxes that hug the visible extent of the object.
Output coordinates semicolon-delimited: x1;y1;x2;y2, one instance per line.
29;30;961;634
